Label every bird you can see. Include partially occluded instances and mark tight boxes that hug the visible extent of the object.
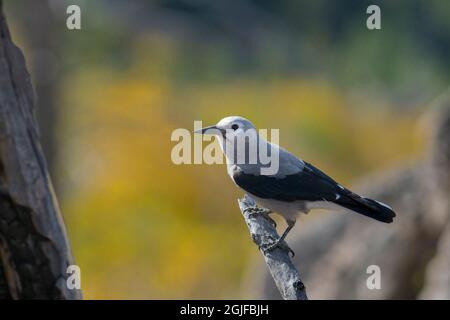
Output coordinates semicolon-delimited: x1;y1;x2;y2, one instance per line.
195;116;396;253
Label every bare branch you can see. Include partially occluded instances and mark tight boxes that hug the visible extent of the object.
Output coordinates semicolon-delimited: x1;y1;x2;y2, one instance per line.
238;194;307;300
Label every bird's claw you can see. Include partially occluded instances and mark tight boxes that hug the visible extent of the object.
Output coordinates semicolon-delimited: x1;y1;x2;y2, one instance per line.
260;239;295;258
245;206;277;228
245;206;294;256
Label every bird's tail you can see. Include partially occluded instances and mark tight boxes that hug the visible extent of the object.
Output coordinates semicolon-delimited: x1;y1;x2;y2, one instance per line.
335;191;396;223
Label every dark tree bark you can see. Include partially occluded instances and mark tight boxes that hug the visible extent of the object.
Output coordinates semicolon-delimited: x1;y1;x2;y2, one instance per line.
0;1;81;299
8;0;60;176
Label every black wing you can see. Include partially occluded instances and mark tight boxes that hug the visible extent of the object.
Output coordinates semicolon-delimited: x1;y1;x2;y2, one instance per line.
232;162;341;202
233;162;396;223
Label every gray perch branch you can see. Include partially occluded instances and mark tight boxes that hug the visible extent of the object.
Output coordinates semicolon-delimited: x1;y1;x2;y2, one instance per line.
238;194;308;300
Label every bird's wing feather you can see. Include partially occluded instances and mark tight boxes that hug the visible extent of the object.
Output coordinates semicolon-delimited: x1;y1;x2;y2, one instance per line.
233;160;396;223
233;162;341;202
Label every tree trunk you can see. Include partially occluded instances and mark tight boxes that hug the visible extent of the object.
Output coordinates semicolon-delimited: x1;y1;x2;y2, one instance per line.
0;1;81;299
7;0;61;178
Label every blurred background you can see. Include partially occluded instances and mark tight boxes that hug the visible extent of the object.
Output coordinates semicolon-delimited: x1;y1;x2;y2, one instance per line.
4;0;450;299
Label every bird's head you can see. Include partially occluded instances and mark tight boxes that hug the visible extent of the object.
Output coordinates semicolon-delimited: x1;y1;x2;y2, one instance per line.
194;116;279;174
194;116;256;139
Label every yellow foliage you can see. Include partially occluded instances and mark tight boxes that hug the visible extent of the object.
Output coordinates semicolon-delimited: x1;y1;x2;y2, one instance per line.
59;61;424;299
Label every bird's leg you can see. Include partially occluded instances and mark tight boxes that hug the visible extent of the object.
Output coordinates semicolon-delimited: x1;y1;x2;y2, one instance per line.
262;219;296;257
279;219;296;243
245;206;277;228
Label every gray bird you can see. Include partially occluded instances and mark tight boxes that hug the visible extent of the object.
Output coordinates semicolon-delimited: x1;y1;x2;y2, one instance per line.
195;116;396;252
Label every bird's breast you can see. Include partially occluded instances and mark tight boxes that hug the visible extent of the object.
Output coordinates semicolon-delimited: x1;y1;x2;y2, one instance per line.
249;194;306;220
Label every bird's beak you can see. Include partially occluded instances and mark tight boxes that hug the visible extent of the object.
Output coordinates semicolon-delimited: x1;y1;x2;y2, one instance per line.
193;125;221;135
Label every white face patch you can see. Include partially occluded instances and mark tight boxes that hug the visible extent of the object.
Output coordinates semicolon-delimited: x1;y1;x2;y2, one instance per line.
335;194;341;200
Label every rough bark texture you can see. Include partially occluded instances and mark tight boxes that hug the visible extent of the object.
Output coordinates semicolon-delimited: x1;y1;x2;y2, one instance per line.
7;0;61;177
0;1;81;299
244;91;450;300
238;195;307;300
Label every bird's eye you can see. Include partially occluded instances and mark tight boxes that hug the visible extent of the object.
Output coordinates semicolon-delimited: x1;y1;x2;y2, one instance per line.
231;124;239;131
